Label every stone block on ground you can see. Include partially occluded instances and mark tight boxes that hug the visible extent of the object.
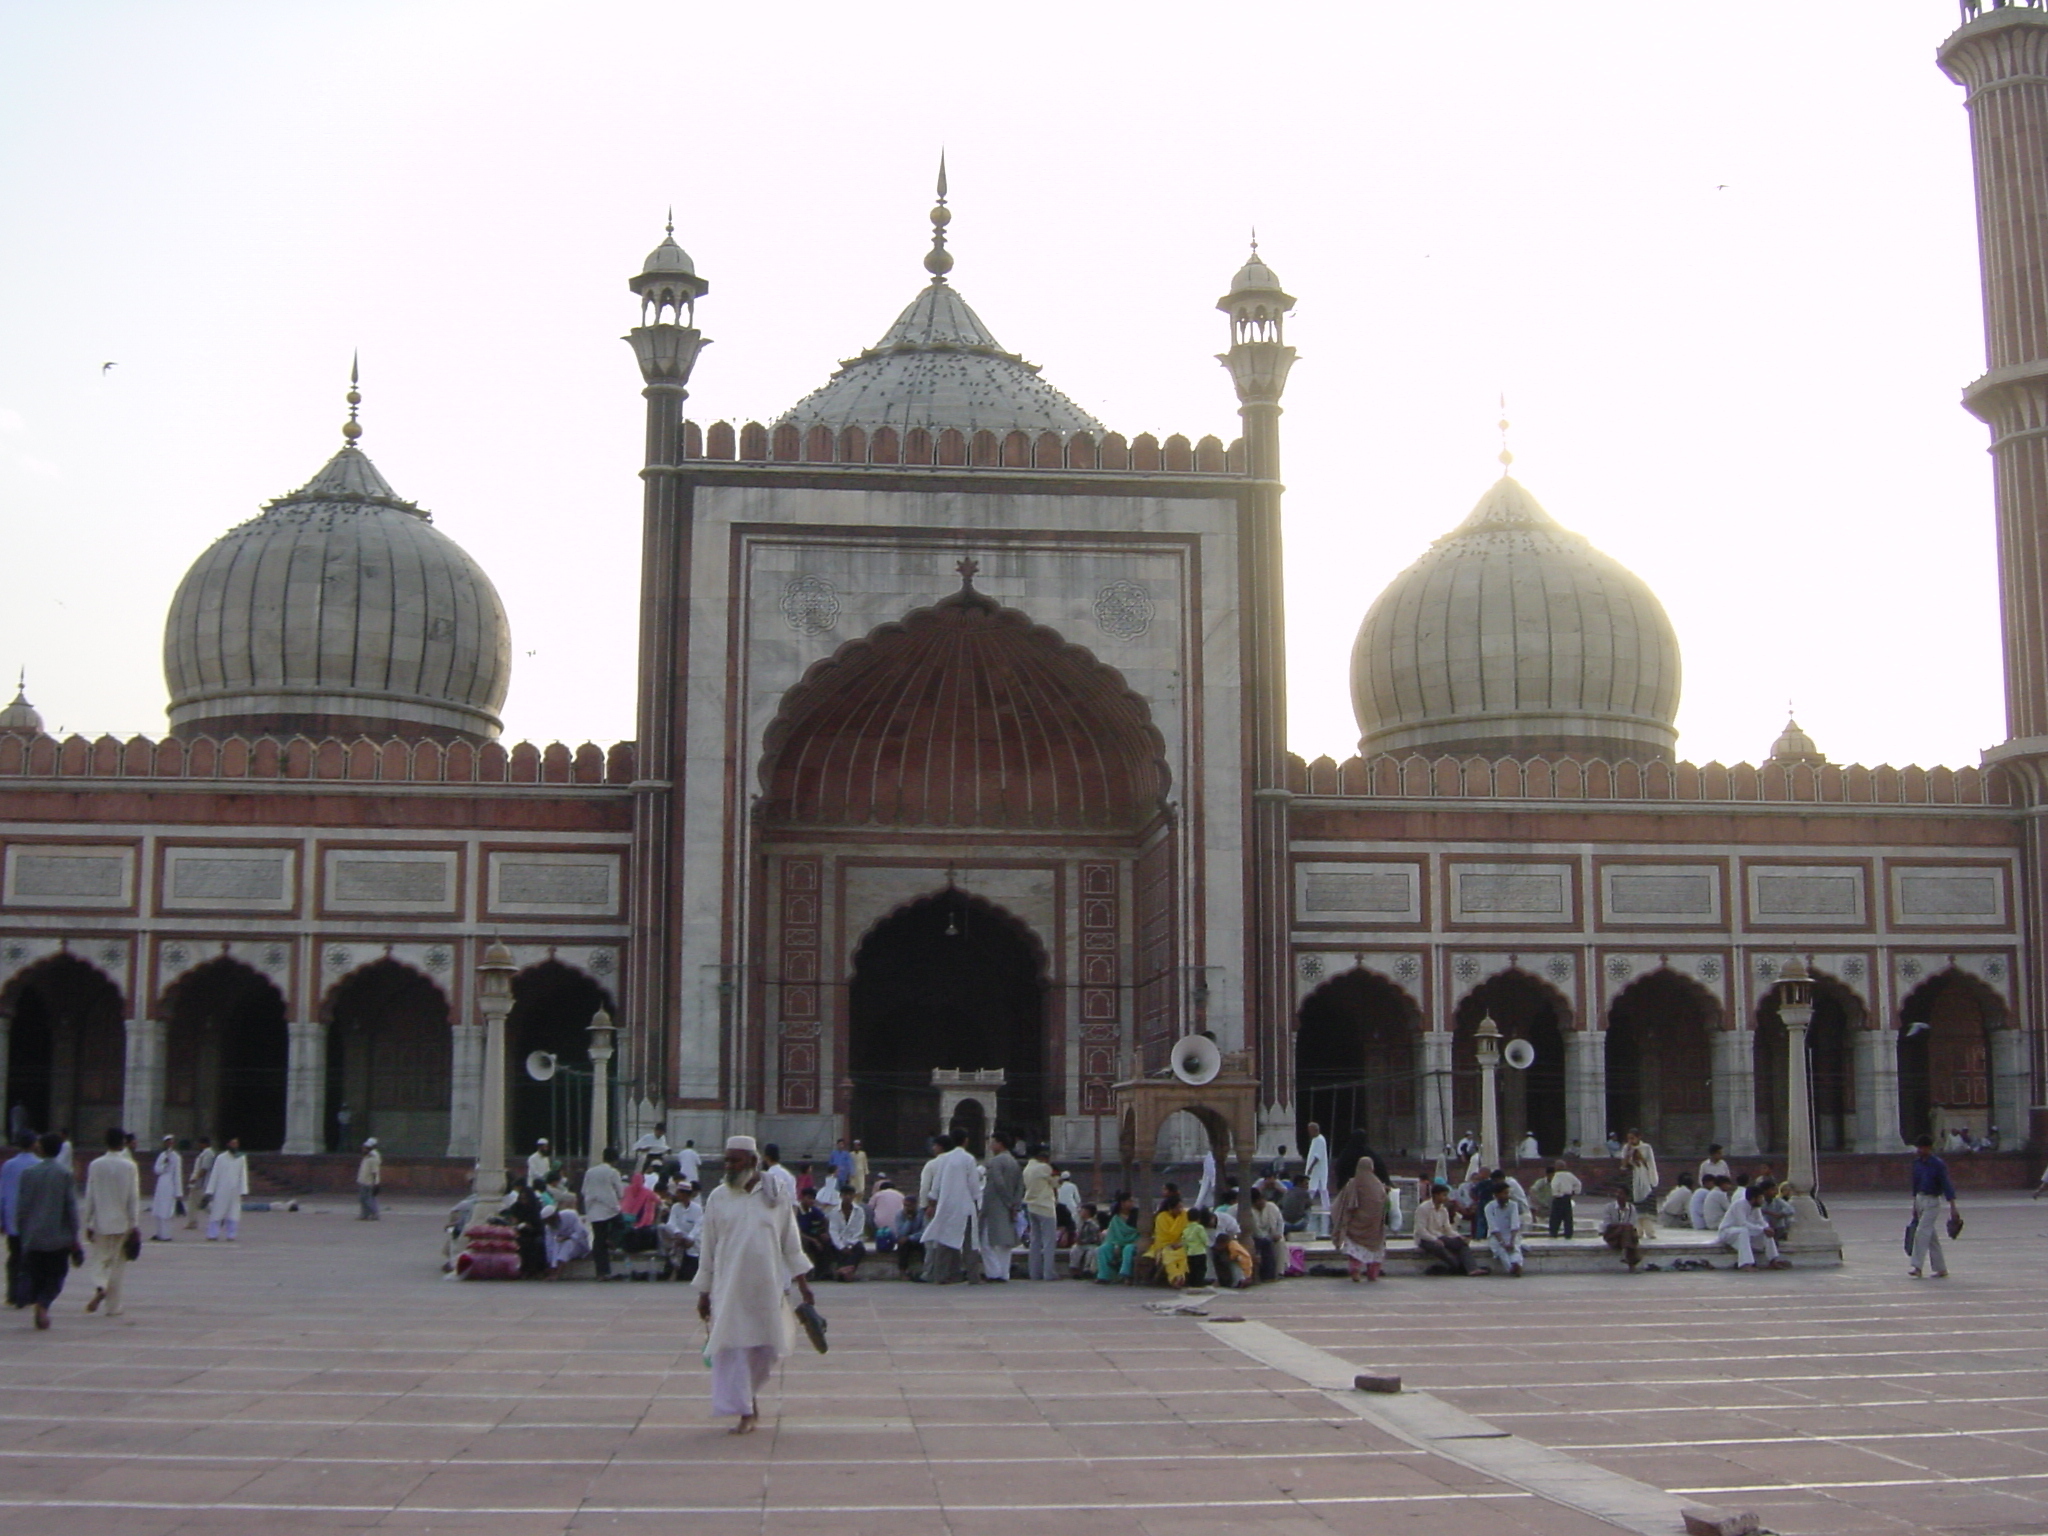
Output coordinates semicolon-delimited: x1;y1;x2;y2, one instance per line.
1681;1506;1761;1536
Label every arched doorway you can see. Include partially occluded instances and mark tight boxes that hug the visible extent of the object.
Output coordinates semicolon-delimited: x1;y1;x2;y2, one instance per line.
1755;976;1859;1154
848;892;1048;1157
1604;969;1717;1153
1295;969;1421;1158
1451;972;1568;1159
160;959;288;1150
322;961;452;1156
506;961;613;1161
2;956;127;1141
1899;969;2001;1144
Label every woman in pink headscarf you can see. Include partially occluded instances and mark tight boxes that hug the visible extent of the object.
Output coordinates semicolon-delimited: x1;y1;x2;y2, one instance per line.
620;1171;660;1228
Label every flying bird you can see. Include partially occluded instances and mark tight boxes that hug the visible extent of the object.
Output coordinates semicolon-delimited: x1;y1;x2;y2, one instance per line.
101;362;116;374
1904;1021;1932;1038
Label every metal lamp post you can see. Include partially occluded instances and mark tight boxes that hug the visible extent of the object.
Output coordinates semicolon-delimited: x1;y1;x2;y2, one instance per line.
1774;958;1843;1261
1474;1013;1503;1172
588;1008;616;1165
473;941;517;1205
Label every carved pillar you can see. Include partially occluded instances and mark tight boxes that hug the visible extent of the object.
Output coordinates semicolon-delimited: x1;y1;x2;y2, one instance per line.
446;1020;483;1158
282;1019;327;1155
121;1017;166;1144
1712;1028;1761;1157
1990;1025;2029;1147
1419;1030;1453;1160
1564;1028;1607;1154
1853;1026;1902;1153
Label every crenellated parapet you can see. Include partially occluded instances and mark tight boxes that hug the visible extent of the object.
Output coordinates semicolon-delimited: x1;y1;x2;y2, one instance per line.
0;731;637;786
1286;751;2012;806
679;420;1244;474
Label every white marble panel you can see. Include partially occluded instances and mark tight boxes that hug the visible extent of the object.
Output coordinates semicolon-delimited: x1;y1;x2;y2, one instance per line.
324;849;458;914
1601;864;1720;924
1891;866;2006;927
1451;864;1572;923
489;852;621;917
162;846;296;912
1748;865;1865;925
1295;862;1420;924
3;846;133;909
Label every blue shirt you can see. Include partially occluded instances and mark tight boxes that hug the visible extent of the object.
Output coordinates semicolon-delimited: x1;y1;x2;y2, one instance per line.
0;1149;39;1237
1910;1153;1957;1201
829;1149;854;1183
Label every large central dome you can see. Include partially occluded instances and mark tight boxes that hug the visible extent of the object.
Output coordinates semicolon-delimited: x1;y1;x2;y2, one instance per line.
1349;476;1681;760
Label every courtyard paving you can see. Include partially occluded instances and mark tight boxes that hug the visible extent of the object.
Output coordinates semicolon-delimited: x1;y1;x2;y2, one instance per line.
0;1186;2041;1535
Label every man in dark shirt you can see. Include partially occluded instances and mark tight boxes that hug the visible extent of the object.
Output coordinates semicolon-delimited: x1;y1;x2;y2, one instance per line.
16;1133;80;1329
1909;1134;1960;1279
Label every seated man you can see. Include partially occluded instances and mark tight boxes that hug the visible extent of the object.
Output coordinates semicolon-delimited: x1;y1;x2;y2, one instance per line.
825;1186;867;1281
1720;1178;1789;1269
1483;1182;1526;1277
1414;1181;1482;1276
1659;1173;1697;1226
892;1205;927;1276
1599;1186;1642;1270
869;1177;906;1241
660;1183;702;1281
1067;1203;1102;1278
794;1188;833;1279
1697;1175;1733;1234
542;1201;591;1279
1687;1176;1714;1231
1277;1180;1311;1234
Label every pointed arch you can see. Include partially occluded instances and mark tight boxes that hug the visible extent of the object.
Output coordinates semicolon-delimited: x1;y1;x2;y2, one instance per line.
1898;966;2003;1144
1605;967;1718;1153
320;958;453;1156
1452;968;1570;1158
1755;970;1859;1154
507;960;616;1159
156;956;288;1149
0;953;128;1143
1294;967;1424;1158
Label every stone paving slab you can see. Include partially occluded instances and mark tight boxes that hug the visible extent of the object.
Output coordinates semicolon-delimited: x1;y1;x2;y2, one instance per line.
2;1190;2042;1534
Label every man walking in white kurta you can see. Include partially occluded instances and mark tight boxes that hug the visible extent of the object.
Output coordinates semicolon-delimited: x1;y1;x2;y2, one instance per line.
206;1139;249;1241
693;1135;814;1434
150;1137;181;1241
919;1132;979;1284
1303;1123;1331;1237
82;1129;140;1315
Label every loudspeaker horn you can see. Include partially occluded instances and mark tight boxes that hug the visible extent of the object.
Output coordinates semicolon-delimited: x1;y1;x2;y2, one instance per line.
525;1050;558;1082
1503;1038;1536;1071
1171;1033;1223;1087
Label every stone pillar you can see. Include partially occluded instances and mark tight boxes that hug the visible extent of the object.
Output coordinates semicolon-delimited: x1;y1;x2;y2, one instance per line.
121;1017;166;1144
1853;1027;1902;1154
1712;1028;1761;1157
1563;1029;1606;1154
0;1011;11;1130
282;1020;327;1156
474;944;517;1205
446;1021;483;1158
1419;1030;1453;1164
1990;1025;2029;1148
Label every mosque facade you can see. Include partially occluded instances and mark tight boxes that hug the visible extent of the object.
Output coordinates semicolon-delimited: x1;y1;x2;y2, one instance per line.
0;10;2041;1181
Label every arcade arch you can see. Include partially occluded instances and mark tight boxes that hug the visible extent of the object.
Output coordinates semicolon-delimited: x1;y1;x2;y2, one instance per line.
506;961;614;1160
1294;969;1422;1158
1604;968;1718;1153
1;955;126;1142
321;960;452;1156
1898;968;2004;1144
847;892;1049;1157
158;958;288;1150
1451;970;1568;1159
1755;973;1860;1155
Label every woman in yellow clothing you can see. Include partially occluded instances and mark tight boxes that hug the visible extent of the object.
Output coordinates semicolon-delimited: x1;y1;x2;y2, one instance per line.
1145;1193;1190;1287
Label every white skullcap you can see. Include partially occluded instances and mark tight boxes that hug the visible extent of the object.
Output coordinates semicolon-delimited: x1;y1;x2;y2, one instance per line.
724;1135;758;1155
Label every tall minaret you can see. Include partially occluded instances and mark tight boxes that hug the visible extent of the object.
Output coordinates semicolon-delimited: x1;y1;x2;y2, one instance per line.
1218;244;1298;1142
1942;6;2048;1140
623;218;710;1117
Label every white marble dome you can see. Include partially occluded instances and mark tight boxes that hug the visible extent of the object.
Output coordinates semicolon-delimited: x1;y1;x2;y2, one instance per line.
163;445;511;740
1349;476;1681;760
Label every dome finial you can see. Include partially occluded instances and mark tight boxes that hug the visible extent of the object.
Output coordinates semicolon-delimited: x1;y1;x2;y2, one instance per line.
342;353;363;445
924;151;954;284
665;205;674;238
1496;392;1513;473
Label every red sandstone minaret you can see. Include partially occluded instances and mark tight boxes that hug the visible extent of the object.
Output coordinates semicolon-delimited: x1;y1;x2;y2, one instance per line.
1943;4;2048;1125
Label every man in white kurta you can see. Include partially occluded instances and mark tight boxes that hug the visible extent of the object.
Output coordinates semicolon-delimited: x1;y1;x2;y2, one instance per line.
694;1136;813;1433
185;1139;215;1230
919;1133;979;1284
1718;1179;1782;1268
1194;1147;1217;1211
150;1137;181;1242
1303;1124;1331;1236
82;1129;141;1315
205;1139;249;1241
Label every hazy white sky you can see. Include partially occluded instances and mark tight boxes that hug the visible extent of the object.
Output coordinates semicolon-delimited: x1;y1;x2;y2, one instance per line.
0;2;2006;769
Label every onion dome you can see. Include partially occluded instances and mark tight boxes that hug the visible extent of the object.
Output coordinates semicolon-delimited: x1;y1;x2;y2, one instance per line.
775;165;1104;438
0;675;42;734
629;212;708;326
1769;714;1825;765
163;384;510;741
1350;476;1682;760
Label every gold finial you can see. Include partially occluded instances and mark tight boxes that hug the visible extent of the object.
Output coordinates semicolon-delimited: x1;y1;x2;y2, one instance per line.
925;151;954;283
1496;392;1512;473
665;206;674;238
342;352;363;444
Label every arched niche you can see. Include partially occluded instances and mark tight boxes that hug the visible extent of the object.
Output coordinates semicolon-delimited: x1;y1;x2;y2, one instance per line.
1294;968;1423;1158
156;957;288;1150
506;960;615;1161
320;959;452;1156
1604;967;1721;1154
1898;967;2005;1145
1;954;127;1143
1755;970;1863;1154
847;891;1049;1156
1452;969;1571;1158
